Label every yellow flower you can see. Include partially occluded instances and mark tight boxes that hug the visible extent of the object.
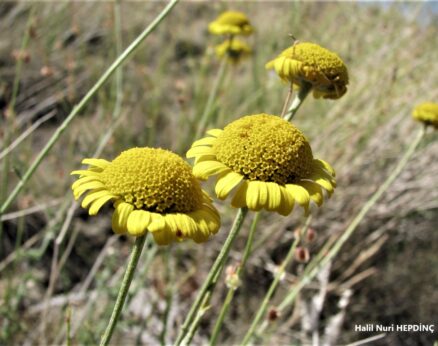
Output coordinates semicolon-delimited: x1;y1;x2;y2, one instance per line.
208;11;253;36
71;148;220;245
215;39;252;64
266;42;349;99
412;102;438;128
187;114;336;215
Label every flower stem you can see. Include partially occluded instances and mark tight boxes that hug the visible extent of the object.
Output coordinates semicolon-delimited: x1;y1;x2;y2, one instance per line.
276;125;426;314
100;233;148;346
0;0;180;215
241;216;312;346
175;208;249;346
280;88;293;118
195;56;228;139
282;82;312;122
209;212;261;346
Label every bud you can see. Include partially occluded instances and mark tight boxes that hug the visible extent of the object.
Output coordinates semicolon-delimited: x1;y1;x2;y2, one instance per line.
294;246;310;263
40;66;54;77
305;228;317;243
12;49;31;63
268;307;280;321
225;264;241;290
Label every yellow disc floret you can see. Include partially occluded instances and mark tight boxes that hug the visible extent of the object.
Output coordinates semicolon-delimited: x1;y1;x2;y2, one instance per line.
100;148;203;213
266;42;349;99
412;102;438;128
213;114;314;185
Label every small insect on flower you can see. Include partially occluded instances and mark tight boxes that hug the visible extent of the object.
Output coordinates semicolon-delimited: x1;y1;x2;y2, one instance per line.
412;102;438;129
71;147;220;245
266;42;349;99
187;114;336;216
208;11;254;36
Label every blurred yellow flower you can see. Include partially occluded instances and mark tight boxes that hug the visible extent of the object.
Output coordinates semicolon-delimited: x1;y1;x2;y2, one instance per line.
266;42;349;99
412;102;438;128
208;11;253;36
215;39;252;64
71;148;220;245
187;114;336;215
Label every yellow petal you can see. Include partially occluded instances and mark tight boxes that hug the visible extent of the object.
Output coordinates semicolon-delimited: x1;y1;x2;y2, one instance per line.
313;159;335;177
206;129;223;137
191;136;217;147
126;210;151;236
215;172;244;200
246;181;266;211
81;190;111;208
82;158;110;170
148;213;166;233
175;214;197;237
71;169;101;177
298;181;323;207
231;180;249;208
190;210;216;236
186;146;215;159
309;173;335;196
285;184;310;214
88;195;114;215
73;181;106;200
277;185;295;216
193;161;231;180
194;155;217;165
152;230;173;246
111;202;134;234
266;182;282;211
72;176;99;190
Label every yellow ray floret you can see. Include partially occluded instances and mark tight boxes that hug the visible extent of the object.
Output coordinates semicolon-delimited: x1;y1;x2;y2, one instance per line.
266;42;349;100
187;114;336;216
412;102;438;128
208;11;253;36
71;147;220;245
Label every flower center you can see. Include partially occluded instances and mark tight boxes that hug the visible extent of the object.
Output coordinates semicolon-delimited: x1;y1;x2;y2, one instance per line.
213;114;314;185
100;148;203;213
217;11;250;27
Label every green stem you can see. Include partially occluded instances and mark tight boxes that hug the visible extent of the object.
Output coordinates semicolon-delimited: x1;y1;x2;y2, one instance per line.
175;208;249;346
160;248;173;346
0;7;34;255
241;216;312;346
112;0;123;120
100;234;148;346
195;57;228;139
0;0;179;215
209;212;261;346
282;82;312;122
276;125;426;313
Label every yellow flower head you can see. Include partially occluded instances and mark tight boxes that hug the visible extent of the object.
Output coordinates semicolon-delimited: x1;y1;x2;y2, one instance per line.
187;114;336;216
71;148;220;245
412;102;438;128
208;11;253;36
215;39;252;64
265;42;349;99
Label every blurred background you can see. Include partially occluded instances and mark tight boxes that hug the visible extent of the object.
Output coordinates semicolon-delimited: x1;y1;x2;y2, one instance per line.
0;1;437;345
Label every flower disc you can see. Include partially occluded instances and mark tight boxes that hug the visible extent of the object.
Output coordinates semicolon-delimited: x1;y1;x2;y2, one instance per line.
213;114;314;185
100;148;203;213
